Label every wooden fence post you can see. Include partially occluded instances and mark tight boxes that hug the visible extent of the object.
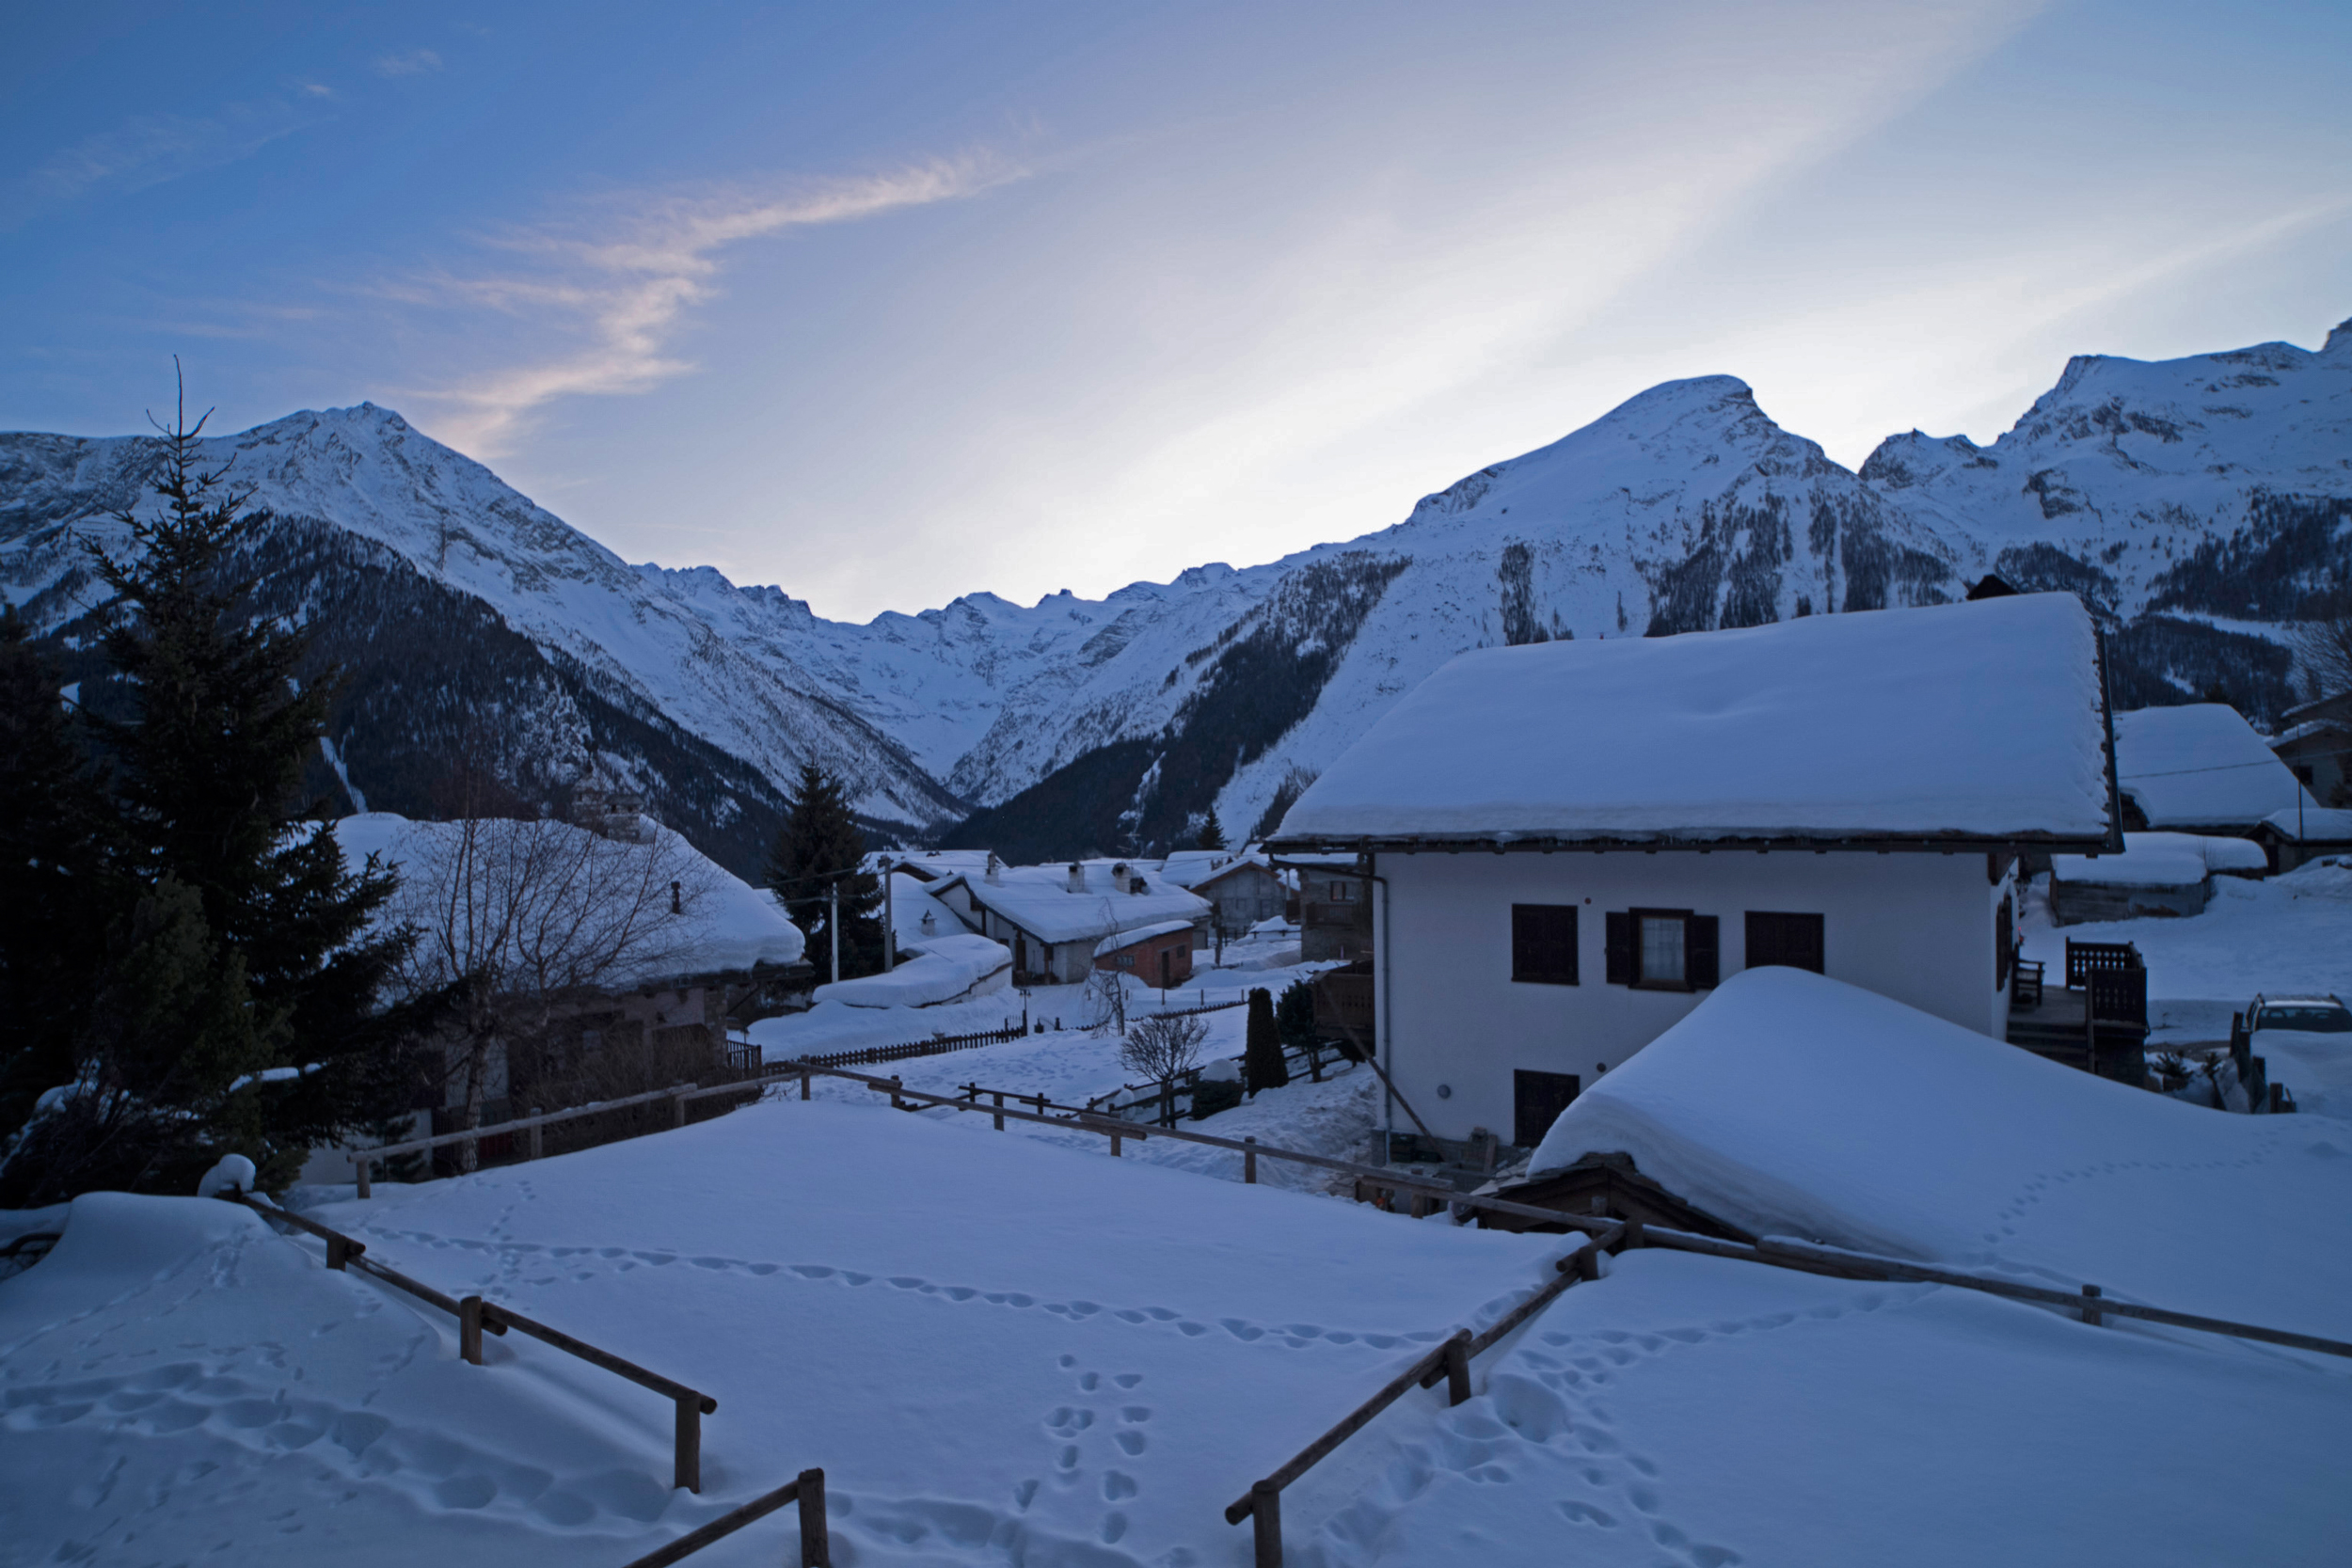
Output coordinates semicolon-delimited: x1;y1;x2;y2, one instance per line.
797;1467;830;1566
459;1296;485;1365
673;1086;691;1129
674;1393;701;1492
1251;1481;1282;1568
1109;1130;1122;1157
529;1110;544;1162
1308;1046;1323;1084
326;1234;353;1271
2081;1284;2104;1327
1244;1136;1258;1184
354;1153;372;1201
801;1069;812;1101
993;1092;1005;1132
1442;1331;1472;1406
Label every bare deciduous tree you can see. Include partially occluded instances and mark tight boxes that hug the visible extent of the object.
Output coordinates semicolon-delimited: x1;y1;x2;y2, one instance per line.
389;801;713;1167
2292;597;2352;705
1120;1012;1209;1127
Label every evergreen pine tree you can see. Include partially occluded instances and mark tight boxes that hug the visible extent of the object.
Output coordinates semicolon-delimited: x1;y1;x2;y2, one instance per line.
1243;986;1288;1094
21;381;416;1195
764;761;883;977
0;610;114;1140
1197;807;1226;851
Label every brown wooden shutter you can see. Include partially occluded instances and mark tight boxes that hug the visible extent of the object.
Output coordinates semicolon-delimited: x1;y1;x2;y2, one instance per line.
1687;914;1720;988
1604;911;1635;985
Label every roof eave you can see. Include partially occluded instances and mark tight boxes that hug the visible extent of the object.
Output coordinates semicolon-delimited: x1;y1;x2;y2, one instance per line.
1264;830;2117;856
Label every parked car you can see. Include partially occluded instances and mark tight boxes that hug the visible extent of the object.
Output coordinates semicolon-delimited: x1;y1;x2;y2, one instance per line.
2247;994;2352;1035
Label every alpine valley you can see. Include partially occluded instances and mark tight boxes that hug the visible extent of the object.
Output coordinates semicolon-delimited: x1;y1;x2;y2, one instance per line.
6;319;2347;876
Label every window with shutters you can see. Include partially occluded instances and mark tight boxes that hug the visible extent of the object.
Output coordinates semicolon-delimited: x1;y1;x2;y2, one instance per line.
1510;904;1578;985
1744;911;1824;974
1606;909;1718;990
1514;1069;1581;1148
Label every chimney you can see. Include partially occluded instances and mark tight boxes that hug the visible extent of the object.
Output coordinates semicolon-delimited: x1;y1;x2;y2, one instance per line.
1067;862;1088;894
985;852;1002;885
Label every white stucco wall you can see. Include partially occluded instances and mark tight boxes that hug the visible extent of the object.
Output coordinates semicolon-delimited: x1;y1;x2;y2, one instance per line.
1375;850;2016;1144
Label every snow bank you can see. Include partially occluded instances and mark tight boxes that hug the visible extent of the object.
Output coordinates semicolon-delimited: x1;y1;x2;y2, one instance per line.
811;932;1010;1008
336;812;803;977
2050;831;2267;886
1527;968;2352;1339
1279;594;2112;843
2114;703;2318;828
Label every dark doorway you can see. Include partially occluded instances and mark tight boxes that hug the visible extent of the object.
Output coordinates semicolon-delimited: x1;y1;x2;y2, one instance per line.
1514;1069;1581;1148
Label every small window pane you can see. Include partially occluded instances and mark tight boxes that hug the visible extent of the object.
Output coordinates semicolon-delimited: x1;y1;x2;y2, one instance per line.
1640;915;1685;984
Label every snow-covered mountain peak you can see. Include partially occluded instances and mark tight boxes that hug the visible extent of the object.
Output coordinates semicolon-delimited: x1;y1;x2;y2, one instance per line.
2322;316;2352;360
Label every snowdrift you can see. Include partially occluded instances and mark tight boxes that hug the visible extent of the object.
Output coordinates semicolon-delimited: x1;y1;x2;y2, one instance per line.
2050;831;2267;886
1526;968;2352;1339
812;932;1011;1008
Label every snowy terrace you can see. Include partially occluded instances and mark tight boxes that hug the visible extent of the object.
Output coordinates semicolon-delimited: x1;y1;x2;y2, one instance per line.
7;965;2350;1565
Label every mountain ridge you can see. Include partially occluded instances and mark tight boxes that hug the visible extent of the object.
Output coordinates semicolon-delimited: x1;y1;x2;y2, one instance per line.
5;316;2346;871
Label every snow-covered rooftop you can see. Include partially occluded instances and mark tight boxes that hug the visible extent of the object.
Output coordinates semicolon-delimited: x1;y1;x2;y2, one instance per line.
941;862;1211;945
337;812;804;980
811;932;1010;1009
1526;968;2352;1339
2263;805;2352;841
2050;832;2268;888
1094;918;1198;958
1276;595;2114;847
2115;703;2318;829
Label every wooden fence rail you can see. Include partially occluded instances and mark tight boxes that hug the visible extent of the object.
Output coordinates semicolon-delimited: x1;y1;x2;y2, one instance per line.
618;1469;830;1568
230;1194;723;1492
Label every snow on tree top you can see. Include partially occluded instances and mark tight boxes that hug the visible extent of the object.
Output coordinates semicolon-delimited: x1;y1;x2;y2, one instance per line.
1276;593;2112;846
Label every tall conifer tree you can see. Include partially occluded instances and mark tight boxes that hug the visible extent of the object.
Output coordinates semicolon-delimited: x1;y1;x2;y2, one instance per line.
764;761;883;977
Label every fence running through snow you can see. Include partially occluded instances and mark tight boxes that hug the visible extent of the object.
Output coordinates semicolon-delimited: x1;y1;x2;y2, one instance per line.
226;1193;735;1496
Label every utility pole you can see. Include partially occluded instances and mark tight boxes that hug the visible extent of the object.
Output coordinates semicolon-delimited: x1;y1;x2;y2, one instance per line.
829;881;840;986
882;856;896;970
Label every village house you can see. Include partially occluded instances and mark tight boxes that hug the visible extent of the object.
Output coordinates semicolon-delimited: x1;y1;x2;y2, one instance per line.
2112;702;2319;841
1267;593;2120;1157
2270;689;2352;807
1288;852;1375;960
1093;919;1198;990
924;856;1212;985
1159;848;1289;938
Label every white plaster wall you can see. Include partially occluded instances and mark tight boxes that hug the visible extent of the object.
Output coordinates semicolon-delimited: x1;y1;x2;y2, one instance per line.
1375;850;2014;1143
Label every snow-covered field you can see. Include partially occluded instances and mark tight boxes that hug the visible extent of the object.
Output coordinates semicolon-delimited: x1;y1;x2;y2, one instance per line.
9;925;2352;1563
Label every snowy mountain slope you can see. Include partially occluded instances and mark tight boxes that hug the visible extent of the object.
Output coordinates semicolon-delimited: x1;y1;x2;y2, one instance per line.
0;408;965;866
4;317;2344;871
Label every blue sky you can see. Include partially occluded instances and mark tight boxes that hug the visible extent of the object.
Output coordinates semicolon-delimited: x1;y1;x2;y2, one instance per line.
6;1;2349;622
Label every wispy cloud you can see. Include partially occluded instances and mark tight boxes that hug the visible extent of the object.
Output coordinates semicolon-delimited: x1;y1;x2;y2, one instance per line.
22;99;322;212
373;49;443;77
395;150;1023;454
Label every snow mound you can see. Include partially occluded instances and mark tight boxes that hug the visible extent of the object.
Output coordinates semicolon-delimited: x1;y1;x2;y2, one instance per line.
1279;594;2111;844
811;932;1010;1008
2051;831;2268;886
1526;968;2352;1339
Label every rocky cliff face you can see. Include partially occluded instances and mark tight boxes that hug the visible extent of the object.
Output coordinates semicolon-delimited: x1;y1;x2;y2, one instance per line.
7;319;2345;869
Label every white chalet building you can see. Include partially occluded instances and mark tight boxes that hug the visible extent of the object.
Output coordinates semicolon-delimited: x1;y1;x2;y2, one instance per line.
1268;594;2121;1154
926;857;1212;986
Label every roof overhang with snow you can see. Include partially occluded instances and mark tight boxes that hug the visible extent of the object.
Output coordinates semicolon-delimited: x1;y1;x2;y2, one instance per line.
1271;594;2122;855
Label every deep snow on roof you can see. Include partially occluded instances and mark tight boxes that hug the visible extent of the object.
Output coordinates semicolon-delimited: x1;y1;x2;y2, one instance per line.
337;812;804;978
2050;831;2268;887
2265;805;2352;841
1527;968;2352;1341
811;931;1011;1008
942;862;1211;944
2114;703;2318;828
1277;594;2112;845
1094;918;1198;957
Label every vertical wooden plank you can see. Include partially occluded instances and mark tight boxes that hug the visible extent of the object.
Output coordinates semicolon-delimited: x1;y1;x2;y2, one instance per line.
1251;1481;1283;1568
1244;1136;1258;1184
673;1395;701;1492
801;1069;812;1101
1109;1131;1122;1157
529;1111;543;1162
2081;1284;2104;1327
797;1467;830;1566
993;1092;1005;1132
354;1154;371;1201
673;1089;689;1130
1444;1332;1472;1406
326;1235;350;1271
459;1296;485;1365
